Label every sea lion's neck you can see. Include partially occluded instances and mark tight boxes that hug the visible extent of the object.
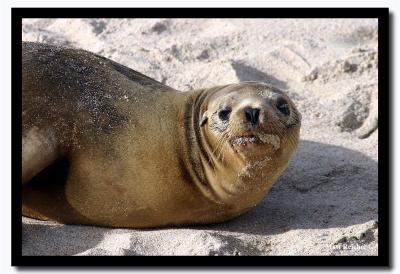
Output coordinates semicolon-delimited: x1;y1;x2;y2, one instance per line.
179;89;216;202
180;88;240;204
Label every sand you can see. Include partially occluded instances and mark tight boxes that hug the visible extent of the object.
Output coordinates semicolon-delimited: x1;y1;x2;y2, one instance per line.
21;18;378;256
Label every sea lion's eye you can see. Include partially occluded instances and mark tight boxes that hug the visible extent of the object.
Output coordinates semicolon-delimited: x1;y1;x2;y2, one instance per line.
276;98;290;116
218;108;231;121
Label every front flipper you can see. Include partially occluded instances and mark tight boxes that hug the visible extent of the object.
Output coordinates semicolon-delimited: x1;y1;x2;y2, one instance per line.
22;126;60;184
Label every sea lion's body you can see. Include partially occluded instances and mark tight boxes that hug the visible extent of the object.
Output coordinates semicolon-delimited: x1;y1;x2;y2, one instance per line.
22;42;301;228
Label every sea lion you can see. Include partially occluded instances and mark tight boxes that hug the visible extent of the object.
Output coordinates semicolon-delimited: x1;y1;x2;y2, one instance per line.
21;42;301;228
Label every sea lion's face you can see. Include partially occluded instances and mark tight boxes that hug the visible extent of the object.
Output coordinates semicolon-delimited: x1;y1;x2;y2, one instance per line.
202;82;301;163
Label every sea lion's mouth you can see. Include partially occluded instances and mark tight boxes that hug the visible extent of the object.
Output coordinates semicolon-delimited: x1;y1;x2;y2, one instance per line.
230;135;261;146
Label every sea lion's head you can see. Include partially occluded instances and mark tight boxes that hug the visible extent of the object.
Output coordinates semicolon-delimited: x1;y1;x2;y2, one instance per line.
199;82;301;189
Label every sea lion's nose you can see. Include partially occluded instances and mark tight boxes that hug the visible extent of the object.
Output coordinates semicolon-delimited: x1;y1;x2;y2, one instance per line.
244;107;260;126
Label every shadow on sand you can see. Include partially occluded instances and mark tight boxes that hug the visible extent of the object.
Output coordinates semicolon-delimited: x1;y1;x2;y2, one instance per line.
198;140;378;236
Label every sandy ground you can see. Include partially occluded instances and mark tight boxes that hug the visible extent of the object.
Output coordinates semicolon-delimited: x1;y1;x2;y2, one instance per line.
21;18;378;256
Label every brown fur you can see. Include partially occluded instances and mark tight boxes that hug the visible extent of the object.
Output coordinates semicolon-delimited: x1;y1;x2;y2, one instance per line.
22;42;301;228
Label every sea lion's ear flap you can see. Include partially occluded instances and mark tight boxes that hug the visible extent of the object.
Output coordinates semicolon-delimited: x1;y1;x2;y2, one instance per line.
199;112;208;127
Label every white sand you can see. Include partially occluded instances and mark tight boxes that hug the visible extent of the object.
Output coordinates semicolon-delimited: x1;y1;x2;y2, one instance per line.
22;18;378;256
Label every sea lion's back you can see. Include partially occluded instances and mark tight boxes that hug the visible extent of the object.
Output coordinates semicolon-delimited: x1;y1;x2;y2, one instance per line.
22;42;175;134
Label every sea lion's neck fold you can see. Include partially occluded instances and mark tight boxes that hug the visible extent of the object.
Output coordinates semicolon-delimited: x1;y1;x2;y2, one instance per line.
182;89;224;204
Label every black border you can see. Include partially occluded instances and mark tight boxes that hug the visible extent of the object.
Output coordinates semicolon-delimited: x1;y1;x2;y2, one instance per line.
12;8;390;267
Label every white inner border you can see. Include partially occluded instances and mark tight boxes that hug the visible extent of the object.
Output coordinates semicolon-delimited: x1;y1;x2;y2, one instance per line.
1;1;398;273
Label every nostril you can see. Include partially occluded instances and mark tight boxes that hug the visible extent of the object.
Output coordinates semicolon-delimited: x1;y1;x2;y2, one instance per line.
244;107;260;126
